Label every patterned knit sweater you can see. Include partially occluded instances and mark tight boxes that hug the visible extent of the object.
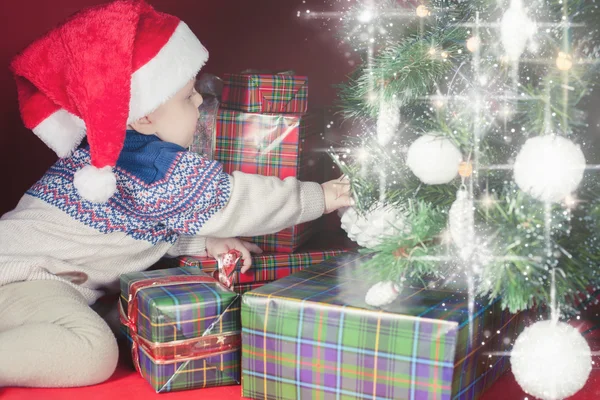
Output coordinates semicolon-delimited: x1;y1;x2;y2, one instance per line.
0;131;325;304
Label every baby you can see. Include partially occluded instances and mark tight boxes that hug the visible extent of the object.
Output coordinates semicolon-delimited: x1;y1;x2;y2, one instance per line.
0;0;352;388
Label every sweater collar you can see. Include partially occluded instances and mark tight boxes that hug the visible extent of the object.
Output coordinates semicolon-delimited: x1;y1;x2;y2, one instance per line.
123;130;185;151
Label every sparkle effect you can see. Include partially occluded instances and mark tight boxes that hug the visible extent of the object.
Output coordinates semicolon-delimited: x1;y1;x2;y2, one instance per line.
305;1;600;398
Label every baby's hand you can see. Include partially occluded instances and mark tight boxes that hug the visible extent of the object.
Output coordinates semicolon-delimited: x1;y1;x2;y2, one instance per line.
321;176;354;214
206;237;262;273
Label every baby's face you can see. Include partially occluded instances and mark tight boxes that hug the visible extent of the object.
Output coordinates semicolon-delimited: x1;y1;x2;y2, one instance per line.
146;79;203;147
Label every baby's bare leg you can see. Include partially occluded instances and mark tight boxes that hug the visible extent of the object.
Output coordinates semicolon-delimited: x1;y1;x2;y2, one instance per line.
0;280;118;388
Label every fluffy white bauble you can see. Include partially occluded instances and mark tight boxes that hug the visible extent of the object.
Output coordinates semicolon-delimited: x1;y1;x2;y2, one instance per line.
406;134;462;185
365;281;401;307
513;135;586;203
511;320;592;400
339;204;406;248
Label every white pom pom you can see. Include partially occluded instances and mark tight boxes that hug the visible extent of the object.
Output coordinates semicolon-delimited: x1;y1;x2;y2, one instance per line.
514;135;585;203
406;134;462;185
511;320;592;400
73;165;117;203
365;281;401;307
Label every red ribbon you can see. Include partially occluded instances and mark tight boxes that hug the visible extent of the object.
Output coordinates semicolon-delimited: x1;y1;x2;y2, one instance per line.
119;274;241;374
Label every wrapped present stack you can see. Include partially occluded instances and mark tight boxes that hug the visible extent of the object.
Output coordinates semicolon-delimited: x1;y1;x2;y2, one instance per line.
123;251;528;398
118;71;360;394
119;71;525;399
185;71;357;295
192;71;327;253
121;69;354;392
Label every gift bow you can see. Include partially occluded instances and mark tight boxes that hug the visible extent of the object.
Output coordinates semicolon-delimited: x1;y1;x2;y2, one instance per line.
214;249;242;288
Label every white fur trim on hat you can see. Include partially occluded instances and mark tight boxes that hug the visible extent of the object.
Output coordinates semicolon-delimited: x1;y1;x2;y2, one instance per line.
33;109;86;158
73;165;117;203
128;21;209;123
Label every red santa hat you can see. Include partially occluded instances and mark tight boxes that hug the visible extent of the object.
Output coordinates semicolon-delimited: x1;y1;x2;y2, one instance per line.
11;0;208;203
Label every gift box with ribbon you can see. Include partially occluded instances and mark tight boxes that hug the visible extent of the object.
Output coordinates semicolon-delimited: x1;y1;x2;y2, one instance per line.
119;258;242;393
241;254;530;400
221;72;308;114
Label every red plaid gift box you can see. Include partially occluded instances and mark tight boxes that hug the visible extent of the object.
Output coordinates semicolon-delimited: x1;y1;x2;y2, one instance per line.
220;73;308;114
179;249;348;295
243;223;314;254
215;109;326;252
178;231;356;293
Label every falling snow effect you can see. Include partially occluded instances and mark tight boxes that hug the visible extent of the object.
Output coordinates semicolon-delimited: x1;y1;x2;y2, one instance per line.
301;0;600;397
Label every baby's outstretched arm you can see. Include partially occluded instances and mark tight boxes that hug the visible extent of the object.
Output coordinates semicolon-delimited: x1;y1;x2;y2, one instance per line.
196;172;351;239
165;153;354;257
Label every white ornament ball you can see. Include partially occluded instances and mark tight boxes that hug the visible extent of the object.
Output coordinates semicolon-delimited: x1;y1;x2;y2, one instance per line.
406;134;462;185
339;204;406;248
365;281;401;307
514;135;586;203
511;320;592;400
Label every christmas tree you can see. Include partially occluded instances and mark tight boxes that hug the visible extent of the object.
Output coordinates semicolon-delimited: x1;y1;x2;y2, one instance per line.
307;0;600;398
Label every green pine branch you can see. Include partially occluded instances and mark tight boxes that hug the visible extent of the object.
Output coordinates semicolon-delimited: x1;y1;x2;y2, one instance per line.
330;0;600;314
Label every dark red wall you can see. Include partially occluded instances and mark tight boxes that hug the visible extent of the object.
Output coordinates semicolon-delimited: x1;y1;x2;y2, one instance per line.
0;0;354;215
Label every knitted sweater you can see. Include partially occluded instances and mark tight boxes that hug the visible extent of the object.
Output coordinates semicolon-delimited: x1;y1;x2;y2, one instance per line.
0;131;325;304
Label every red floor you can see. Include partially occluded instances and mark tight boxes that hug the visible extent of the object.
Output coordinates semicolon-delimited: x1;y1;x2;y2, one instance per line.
2;364;600;400
3;311;600;399
3;348;600;400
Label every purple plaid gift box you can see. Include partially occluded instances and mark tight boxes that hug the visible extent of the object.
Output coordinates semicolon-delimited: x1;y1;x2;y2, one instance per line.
241;254;530;400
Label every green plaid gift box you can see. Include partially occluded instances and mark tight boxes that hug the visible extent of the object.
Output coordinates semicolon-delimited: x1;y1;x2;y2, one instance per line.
221;73;308;114
179;247;347;294
215;110;326;252
119;267;242;393
241;254;528;400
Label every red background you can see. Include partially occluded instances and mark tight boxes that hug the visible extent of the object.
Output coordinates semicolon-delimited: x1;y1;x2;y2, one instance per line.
0;0;355;215
2;2;600;398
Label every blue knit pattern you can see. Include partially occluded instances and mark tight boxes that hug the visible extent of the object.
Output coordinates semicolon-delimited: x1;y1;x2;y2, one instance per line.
27;133;231;244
